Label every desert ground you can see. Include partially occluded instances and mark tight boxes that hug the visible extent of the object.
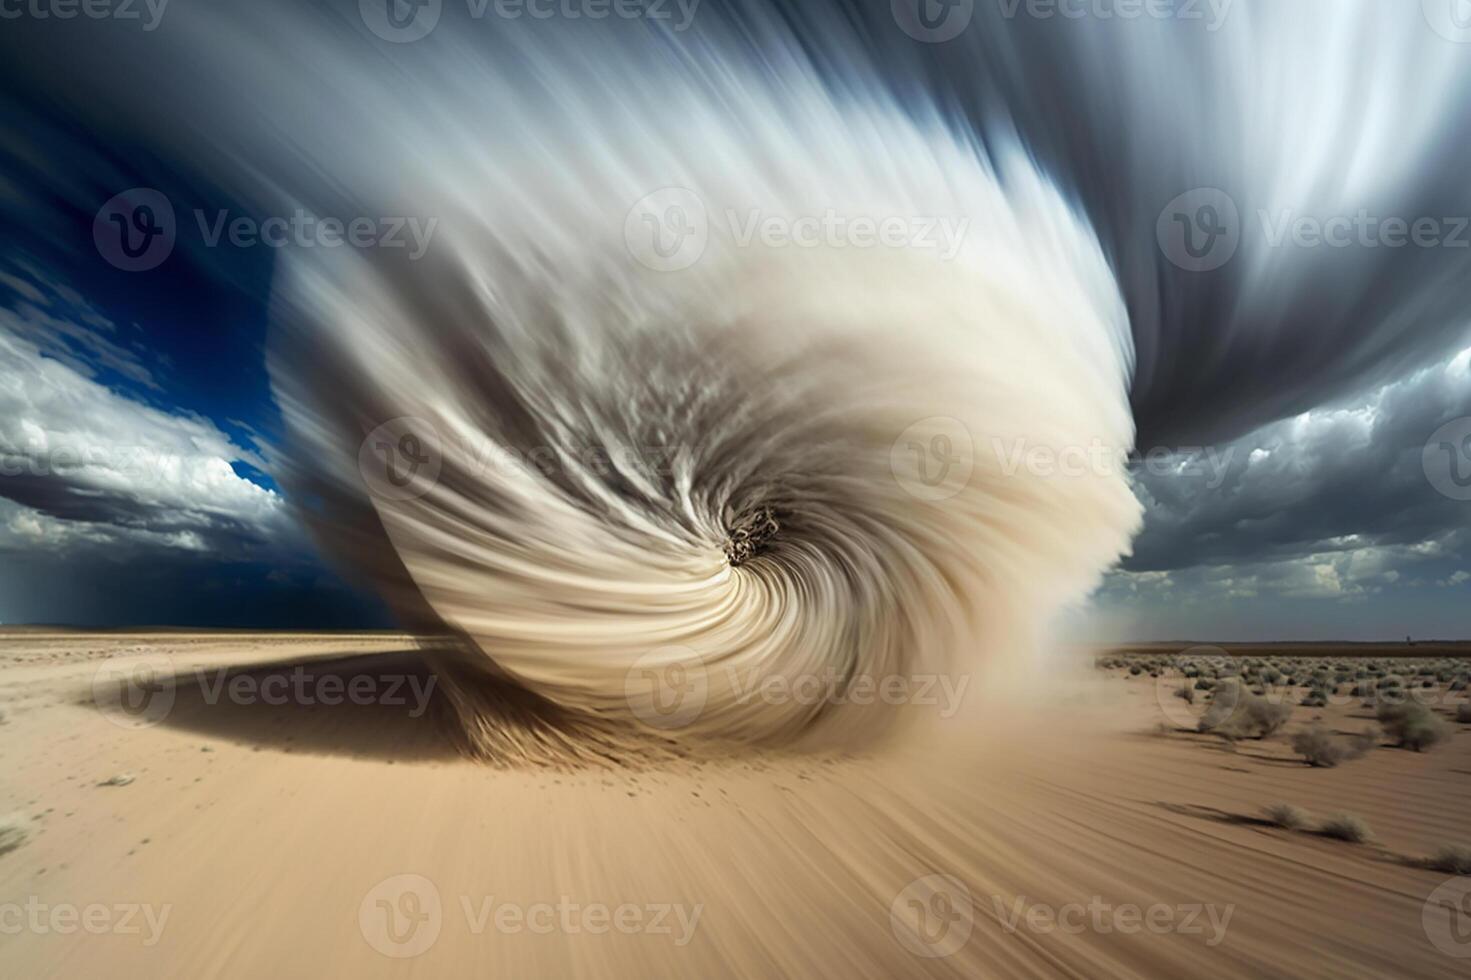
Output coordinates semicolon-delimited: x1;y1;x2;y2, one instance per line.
2;633;1470;978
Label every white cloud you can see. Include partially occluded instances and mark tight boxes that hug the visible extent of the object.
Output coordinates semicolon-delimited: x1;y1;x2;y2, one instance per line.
0;324;283;552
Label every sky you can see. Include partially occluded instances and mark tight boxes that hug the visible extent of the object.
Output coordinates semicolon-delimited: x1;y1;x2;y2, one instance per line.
1;0;1470;639
0;112;392;628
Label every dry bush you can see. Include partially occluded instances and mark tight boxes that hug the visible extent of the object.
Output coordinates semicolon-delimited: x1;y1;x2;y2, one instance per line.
1427;844;1471;875
1376;702;1449;752
1263;802;1308;830
1198;679;1294;739
1290;725;1375;767
1318;813;1373;843
0;813;29;856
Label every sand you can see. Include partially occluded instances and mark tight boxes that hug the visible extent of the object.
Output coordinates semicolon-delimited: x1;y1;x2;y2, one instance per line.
2;634;1468;978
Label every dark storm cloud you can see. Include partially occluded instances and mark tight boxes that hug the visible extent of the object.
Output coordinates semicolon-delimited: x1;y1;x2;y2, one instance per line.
7;0;1471;453
1124;344;1471;575
835;0;1471;449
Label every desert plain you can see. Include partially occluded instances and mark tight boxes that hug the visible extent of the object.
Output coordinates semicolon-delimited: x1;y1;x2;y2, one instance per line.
1;632;1470;978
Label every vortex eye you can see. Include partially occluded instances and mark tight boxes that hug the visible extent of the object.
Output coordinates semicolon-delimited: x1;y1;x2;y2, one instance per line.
723;506;781;567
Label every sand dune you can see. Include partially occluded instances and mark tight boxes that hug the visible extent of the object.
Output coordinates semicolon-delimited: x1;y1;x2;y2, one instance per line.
1;634;1468;978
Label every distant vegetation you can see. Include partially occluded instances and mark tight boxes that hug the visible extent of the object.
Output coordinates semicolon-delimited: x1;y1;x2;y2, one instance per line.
1095;650;1468;762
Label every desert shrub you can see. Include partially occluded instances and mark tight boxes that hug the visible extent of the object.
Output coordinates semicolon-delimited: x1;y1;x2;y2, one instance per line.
1318;813;1373;843
1198;680;1294;739
0;813;29;856
1427;844;1471;875
1129;665;1143;676
1377;702;1449;751
1195;678;1215;691
1263;803;1308;830
1174;682;1195;704
1262;667;1283;684
1455;703;1471;724
1290;725;1375;767
1299;689;1328;708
